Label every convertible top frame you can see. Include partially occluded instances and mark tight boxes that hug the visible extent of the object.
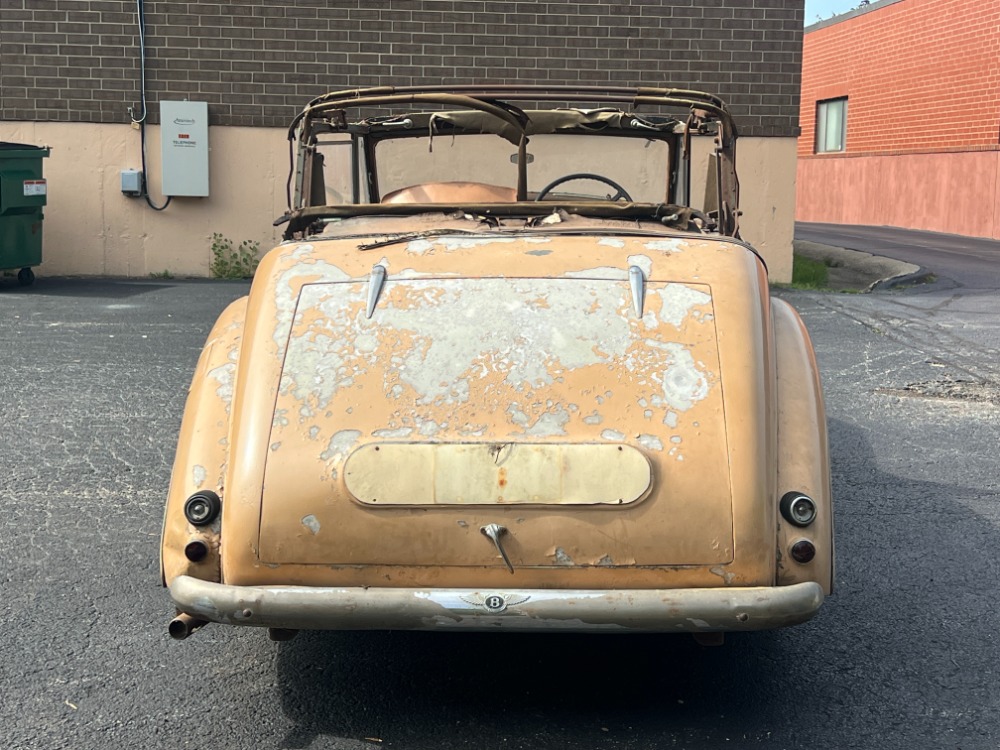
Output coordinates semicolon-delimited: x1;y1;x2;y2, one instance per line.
280;85;741;239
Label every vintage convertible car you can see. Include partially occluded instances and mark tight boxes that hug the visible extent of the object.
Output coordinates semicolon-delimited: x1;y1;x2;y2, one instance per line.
161;85;832;642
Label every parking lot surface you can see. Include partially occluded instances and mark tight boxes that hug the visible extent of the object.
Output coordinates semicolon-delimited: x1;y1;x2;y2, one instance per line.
2;276;998;749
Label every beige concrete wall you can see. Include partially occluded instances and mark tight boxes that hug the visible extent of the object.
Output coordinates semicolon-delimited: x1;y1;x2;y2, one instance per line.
0;121;289;277
0;122;796;281
692;136;797;282
797;150;1000;240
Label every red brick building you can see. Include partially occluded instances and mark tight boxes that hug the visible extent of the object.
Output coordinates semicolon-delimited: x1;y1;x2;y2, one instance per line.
796;0;1000;239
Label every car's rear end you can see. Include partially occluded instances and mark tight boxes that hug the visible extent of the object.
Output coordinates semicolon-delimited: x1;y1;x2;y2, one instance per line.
162;219;830;637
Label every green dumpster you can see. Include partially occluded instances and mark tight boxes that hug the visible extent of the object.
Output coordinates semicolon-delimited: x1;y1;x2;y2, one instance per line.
0;142;50;286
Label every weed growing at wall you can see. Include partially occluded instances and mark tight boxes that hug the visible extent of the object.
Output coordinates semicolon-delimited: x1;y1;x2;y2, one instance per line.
210;233;260;279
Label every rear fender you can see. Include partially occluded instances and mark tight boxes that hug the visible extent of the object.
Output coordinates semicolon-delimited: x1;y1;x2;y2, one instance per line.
773;299;834;594
160;297;247;586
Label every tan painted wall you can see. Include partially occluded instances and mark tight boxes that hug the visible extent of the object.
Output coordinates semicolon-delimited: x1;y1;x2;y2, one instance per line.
692;136;797;282
797;150;1000;240
0;122;796;281
0;121;289;277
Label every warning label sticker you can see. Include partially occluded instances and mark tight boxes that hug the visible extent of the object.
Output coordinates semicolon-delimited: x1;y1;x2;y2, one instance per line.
23;180;47;196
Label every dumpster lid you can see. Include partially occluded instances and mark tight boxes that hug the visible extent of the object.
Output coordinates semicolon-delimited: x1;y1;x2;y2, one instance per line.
0;142;48;151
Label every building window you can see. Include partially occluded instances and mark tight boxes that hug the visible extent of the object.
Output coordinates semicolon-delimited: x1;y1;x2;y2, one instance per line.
815;98;847;153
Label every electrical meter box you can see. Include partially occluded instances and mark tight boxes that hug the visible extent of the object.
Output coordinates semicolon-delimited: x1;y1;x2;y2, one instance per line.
160;101;209;197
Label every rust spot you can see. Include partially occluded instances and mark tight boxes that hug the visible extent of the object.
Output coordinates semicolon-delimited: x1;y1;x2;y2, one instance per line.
498;466;508;488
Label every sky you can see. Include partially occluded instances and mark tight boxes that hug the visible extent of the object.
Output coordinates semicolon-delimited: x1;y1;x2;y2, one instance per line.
804;0;868;24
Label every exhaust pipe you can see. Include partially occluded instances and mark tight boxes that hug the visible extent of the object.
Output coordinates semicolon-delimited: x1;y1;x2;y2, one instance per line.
169;613;209;640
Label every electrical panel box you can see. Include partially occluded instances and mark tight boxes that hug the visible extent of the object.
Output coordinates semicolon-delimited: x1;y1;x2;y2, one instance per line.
160;101;209;197
120;169;143;196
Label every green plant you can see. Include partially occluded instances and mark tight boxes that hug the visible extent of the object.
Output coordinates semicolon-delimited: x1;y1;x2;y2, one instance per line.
210;233;261;279
789;254;829;290
149;269;174;279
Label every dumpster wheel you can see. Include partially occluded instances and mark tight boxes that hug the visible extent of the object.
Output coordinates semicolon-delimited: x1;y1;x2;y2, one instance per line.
17;268;34;287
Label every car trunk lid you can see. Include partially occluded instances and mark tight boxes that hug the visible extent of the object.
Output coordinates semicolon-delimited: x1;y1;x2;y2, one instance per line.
257;273;735;569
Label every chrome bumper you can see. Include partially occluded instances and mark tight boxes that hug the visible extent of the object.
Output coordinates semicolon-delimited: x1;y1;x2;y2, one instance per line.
170;576;824;633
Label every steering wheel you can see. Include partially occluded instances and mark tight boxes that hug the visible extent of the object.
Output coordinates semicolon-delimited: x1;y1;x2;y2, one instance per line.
535;173;633;202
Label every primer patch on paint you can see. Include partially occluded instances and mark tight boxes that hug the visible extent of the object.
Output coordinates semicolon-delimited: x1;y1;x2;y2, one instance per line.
645;238;685;253
437;236;517;250
321;429;362;478
273;259;351;349
372;427;414;438
406;239;434;254
564;266;627;280
657;284;712;328
626;254;653;276
710;566;736;585
526;249;552;256
208;363;235;403
524;407;570;437
552;547;574;566
645;341;711;412
637;434;664;451
301;515;321;535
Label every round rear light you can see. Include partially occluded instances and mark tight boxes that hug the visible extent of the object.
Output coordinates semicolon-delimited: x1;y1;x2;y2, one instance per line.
184;540;209;562
184;490;221;526
780;492;817;527
790;539;816;564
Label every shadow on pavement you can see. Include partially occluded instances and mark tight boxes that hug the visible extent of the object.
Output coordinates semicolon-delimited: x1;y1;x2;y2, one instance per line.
0;277;234;299
273;417;998;749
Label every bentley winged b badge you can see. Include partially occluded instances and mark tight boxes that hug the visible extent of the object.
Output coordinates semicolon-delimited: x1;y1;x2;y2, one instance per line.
460;592;531;614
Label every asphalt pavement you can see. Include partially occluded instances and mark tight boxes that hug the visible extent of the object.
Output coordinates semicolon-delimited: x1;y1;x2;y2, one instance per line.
1;254;999;749
796;221;1000;290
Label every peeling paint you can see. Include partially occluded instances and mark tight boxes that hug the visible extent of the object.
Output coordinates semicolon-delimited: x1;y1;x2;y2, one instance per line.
601;429;626;441
637;434;664;451
710;566;736;584
372;427;414;438
626;254;653;276
644;238;685;253
301;515;321;535
207;363;235;404
657;284;712;328
526;249;552;256
523;407;569;437
438;236;517;250
595;554;615;567
192;465;207;489
597;238;625;248
583;411;603;425
552;547;574;566
320;429;363;479
406;239;434;254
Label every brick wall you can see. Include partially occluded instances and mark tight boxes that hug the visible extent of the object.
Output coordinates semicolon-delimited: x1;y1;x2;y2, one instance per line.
1;0;803;137
799;0;1000;157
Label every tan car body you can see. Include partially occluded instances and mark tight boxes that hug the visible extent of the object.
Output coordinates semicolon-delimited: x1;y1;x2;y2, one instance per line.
162;87;832;638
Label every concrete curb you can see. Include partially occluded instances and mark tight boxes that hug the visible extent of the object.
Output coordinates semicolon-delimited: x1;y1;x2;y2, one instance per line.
792;240;931;293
